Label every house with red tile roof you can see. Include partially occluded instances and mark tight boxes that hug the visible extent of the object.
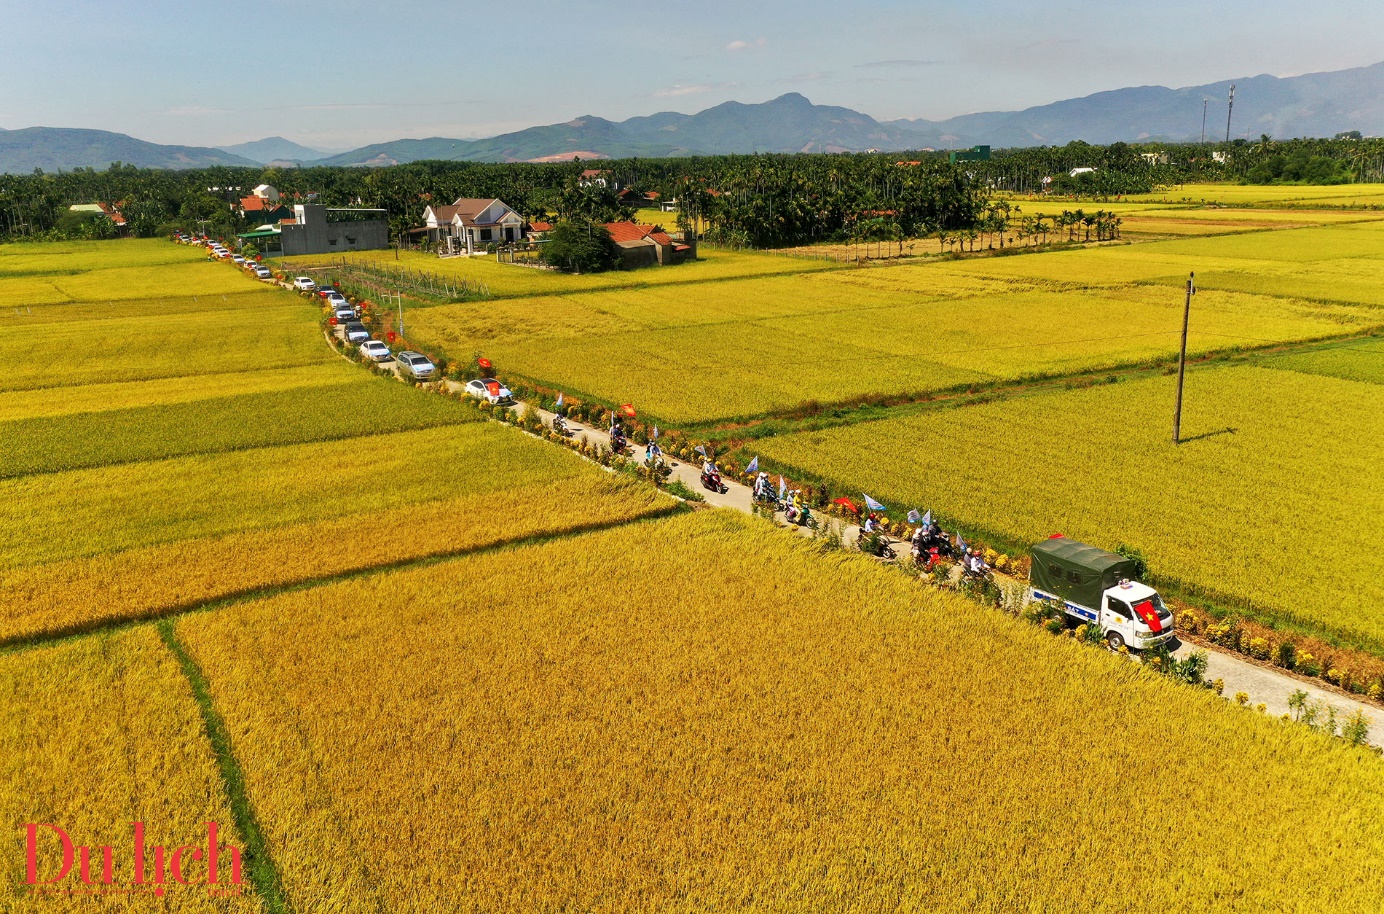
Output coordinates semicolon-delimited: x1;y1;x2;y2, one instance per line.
602;221;695;269
237;193;292;222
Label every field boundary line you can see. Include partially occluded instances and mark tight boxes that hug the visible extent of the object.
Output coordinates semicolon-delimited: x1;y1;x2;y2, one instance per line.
0;508;682;656
158;620;294;914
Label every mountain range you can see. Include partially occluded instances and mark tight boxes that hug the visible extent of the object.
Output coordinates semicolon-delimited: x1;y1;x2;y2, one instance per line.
3;60;1382;174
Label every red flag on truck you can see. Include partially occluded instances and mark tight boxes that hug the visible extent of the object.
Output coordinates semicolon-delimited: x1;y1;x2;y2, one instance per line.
1133;600;1163;634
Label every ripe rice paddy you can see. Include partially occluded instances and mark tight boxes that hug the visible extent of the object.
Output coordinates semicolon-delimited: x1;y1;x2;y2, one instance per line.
174;510;1384;914
0;627;264;912
757;364;1384;650
4;202;1384;910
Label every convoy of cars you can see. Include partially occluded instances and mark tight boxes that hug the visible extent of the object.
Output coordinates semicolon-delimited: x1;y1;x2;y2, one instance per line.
191;236;464;391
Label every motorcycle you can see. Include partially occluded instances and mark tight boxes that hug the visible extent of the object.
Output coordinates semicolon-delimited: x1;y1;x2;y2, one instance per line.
912;544;945;570
961;562;994;585
700;469;728;494
551;414;570;436
860;530;895;559
608;431;628;454
644;453;671;480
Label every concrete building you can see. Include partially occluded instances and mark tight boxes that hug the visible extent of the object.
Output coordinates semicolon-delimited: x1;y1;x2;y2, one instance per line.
279;204;389;256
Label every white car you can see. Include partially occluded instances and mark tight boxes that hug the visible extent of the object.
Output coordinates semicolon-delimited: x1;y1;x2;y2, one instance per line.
214;249;231;259
232;255;246;264
464;378;514;405
293;277;317;292
254;266;272;280
359;340;392;362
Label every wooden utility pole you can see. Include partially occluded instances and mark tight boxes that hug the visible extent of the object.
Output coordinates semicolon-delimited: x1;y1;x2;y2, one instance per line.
1173;272;1195;444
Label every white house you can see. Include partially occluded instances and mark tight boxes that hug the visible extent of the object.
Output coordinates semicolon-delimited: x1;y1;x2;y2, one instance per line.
420;198;526;254
252;184;280;203
1069;167;1097;178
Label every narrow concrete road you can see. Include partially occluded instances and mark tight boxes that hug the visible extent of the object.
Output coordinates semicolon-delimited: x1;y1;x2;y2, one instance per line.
1172;639;1377;734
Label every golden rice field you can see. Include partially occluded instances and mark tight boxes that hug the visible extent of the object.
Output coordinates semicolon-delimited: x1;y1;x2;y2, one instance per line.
1261;336;1384;384
1125;181;1384;207
0;363;356;422
5;214;1384;910
409;221;1384;423
0;238;265;307
0;627;263;913
0;422;650;585
0;470;664;645
280;244;840;301
175;510;1384;914
757;364;1384;650
0;303;326;391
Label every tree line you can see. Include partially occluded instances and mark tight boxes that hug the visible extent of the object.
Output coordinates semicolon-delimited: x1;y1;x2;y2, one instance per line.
2;136;1382;247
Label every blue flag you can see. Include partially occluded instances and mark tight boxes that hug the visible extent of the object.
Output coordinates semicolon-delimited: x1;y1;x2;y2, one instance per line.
695;444;708;457
955;532;967;553
746;456;759;474
907;509;920;525
922;511;932;527
863;494;887;512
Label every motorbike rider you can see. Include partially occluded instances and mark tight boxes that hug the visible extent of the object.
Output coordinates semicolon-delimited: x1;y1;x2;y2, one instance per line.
862;514;878;536
966;549;988;576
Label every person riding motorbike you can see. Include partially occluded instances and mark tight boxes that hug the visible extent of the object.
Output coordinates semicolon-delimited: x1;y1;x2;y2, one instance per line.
700;459;725;493
552;413;568;435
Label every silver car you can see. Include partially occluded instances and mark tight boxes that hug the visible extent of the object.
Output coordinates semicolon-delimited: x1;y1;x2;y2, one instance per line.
397;351;435;381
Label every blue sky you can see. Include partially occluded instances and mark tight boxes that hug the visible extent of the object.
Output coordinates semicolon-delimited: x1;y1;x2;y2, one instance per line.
2;0;1381;150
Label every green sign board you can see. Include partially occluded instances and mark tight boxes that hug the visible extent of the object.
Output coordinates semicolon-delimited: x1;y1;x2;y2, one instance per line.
948;145;991;164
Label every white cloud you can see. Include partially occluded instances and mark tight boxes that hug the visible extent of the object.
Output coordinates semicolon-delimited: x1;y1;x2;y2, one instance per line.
653;84;713;98
726;37;767;51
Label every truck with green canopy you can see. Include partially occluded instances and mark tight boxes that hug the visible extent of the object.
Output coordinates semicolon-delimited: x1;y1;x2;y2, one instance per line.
1028;535;1174;651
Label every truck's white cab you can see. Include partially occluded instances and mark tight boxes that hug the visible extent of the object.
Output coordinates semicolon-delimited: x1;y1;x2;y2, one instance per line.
1099;580;1174;651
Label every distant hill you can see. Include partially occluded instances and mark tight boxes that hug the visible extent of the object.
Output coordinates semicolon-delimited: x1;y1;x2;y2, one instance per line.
7;61;1384;174
315;63;1384;166
313;93;924;165
0;127;259;173
890;61;1384;147
216;136;335;165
